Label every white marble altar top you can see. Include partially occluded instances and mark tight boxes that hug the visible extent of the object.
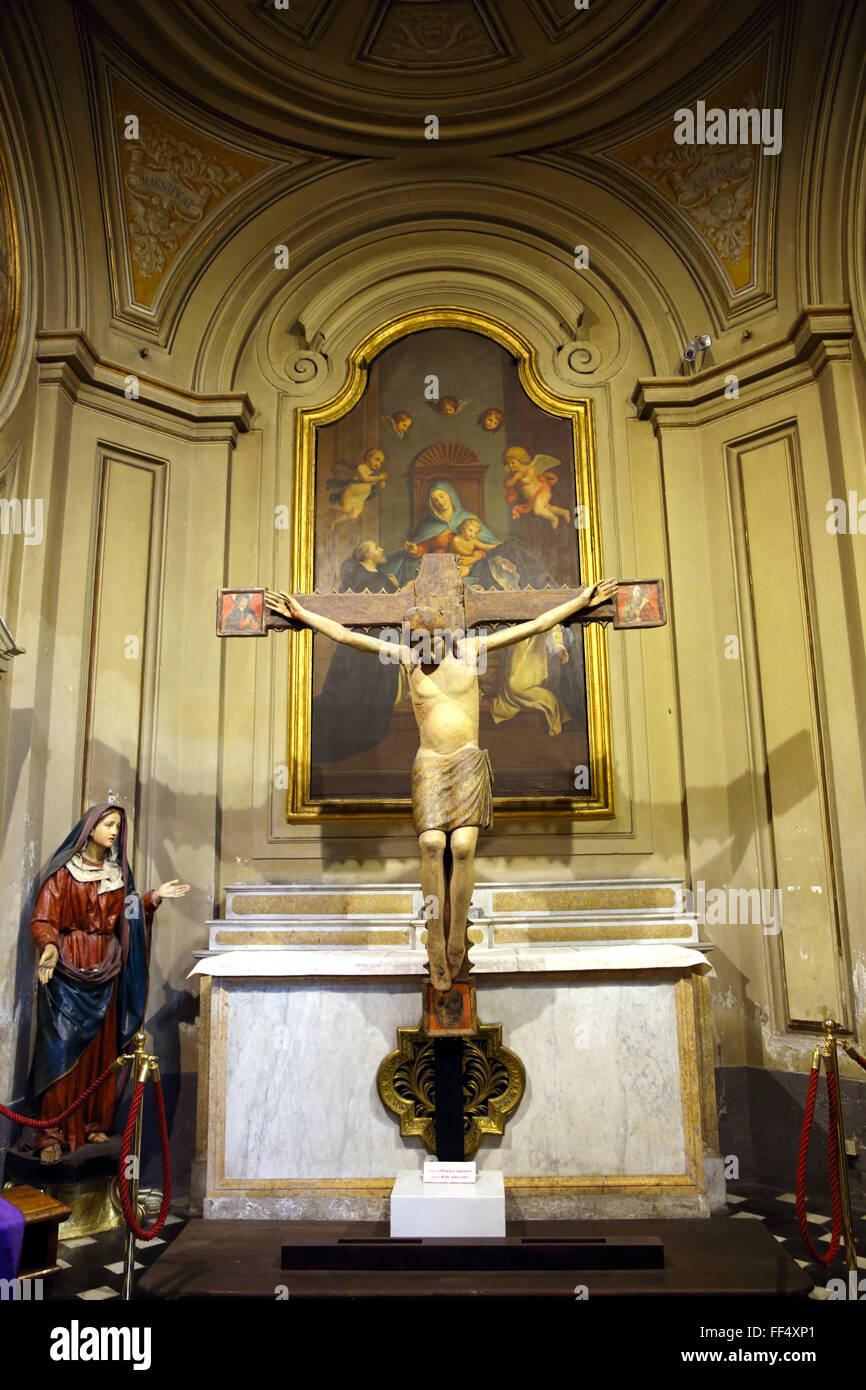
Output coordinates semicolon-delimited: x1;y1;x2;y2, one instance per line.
188;942;714;979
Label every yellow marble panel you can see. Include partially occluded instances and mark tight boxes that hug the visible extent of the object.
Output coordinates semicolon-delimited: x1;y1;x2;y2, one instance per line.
230;891;415;915
494;922;690;943
491;886;678;912
213;928;411;946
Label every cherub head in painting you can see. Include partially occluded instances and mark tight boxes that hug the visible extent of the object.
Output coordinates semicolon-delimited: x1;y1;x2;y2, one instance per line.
427;395;469;417
477;407;504;432
382;411;413;438
503;445;531;471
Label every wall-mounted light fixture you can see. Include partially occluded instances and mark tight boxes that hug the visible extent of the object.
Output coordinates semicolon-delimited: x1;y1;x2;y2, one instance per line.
0;614;24;680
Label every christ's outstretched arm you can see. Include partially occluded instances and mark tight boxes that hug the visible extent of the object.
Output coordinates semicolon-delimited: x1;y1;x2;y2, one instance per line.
265;590;409;661
479;577;618;653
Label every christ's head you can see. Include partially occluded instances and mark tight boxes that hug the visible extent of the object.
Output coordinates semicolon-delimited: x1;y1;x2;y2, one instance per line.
459;517;482;540
405;605;440;637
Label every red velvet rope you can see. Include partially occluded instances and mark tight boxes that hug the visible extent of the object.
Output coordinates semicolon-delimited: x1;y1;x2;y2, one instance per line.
844;1044;866;1073
0;1062;116;1128
795;1065;843;1266
116;1076;172;1240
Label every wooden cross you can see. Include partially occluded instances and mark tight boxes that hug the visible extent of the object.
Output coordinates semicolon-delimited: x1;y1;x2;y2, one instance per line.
217;554;666;639
217;556;666;1160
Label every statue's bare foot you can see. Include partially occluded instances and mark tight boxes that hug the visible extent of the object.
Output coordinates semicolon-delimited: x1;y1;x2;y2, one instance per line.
429;954;451;992
86;1131;109;1144
40;1142;62;1164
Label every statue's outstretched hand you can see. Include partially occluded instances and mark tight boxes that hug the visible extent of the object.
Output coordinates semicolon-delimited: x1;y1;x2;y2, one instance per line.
157;880;190;900
265;589;307;623
587;578;619;607
38;944;58;984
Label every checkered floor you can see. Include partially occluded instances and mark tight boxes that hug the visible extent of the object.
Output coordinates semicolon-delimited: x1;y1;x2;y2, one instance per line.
48;1186;864;1298
52;1212;187;1300
726;1181;866;1296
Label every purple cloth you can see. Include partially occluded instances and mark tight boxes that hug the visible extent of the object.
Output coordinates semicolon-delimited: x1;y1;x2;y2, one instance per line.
0;1195;25;1280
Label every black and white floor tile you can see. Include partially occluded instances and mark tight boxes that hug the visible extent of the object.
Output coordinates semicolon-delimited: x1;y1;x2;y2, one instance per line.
726;1181;866;1297
52;1213;186;1300
49;1188;864;1298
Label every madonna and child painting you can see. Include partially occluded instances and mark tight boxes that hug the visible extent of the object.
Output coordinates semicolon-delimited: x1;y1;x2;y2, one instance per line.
306;326;596;807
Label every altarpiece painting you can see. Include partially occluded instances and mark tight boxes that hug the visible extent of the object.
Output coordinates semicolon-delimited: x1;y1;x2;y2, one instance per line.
286;310;613;819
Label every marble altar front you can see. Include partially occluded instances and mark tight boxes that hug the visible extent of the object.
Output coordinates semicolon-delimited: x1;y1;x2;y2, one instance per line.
191;881;723;1220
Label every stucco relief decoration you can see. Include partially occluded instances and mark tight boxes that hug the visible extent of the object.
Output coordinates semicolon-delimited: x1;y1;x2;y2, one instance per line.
611;56;765;293
112;78;271;310
125;127;242;279
284;347;329;391
360;0;510;68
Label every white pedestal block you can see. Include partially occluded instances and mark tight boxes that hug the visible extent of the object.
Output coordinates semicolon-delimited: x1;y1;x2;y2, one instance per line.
390;1170;506;1238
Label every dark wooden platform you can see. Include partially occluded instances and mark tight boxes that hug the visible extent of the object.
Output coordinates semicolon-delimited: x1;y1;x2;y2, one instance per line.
137;1218;813;1298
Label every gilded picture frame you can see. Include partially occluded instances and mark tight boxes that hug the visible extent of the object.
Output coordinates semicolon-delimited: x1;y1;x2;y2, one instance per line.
0;142;21;396
286;306;613;821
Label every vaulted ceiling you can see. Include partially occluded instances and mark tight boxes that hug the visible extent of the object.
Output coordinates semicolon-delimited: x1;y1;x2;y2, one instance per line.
79;0;774;155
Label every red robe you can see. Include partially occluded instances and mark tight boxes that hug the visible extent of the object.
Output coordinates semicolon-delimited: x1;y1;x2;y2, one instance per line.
29;866;158;1153
412;529;454;555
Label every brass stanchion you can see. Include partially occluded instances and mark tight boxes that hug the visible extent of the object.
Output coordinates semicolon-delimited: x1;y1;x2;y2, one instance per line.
114;1031;159;1301
821;1018;858;1276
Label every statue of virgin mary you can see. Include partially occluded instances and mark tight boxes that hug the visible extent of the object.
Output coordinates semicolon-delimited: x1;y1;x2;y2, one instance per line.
21;803;188;1164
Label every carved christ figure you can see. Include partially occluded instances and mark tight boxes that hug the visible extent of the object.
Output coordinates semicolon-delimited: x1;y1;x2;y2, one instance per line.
266;578;617;992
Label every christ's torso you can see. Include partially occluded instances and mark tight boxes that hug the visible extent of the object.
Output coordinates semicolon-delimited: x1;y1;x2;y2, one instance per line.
408;649;480;754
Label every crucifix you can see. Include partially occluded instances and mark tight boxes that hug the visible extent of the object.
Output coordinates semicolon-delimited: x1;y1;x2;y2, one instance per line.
218;555;665;989
219;556;666;1158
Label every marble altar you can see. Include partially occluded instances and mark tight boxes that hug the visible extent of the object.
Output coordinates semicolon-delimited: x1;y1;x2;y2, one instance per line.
191;880;723;1220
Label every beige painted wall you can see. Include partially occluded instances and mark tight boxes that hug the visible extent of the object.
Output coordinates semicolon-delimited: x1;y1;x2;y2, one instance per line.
1;0;866;1132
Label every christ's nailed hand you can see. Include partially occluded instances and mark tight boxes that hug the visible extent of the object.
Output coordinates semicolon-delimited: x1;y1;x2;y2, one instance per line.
265;589;307;623
588;578;619;606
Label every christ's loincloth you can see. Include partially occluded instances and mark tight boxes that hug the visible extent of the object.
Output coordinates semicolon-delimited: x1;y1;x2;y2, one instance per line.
412;744;494;834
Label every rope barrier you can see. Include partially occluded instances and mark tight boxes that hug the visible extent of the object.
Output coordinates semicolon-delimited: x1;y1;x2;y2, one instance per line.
116;1075;172;1240
795;1060;843;1265
0;1062;117;1129
1;1033;173;1259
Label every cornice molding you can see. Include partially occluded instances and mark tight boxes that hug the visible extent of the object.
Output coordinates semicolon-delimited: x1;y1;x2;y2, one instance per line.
34;330;254;444
631;308;855;429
